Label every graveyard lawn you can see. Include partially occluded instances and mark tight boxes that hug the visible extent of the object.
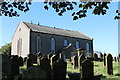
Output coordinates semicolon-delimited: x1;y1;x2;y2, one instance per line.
20;59;119;79
66;59;119;79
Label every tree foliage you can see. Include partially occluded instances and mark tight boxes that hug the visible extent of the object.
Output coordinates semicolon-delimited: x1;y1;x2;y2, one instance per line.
0;43;11;55
0;0;120;20
0;1;32;17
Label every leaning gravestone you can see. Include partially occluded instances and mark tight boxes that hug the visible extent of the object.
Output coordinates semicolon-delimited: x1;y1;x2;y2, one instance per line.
22;65;47;80
19;56;24;66
103;53;106;66
81;59;94;80
73;55;78;69
11;55;20;75
94;53;98;61
40;57;51;80
78;54;85;72
106;54;113;75
52;59;67;80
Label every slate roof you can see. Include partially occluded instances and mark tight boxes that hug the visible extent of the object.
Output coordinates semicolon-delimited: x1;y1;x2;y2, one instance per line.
23;22;92;40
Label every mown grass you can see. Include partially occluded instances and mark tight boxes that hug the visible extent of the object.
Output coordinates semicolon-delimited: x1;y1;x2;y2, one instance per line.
20;59;119;79
66;59;119;79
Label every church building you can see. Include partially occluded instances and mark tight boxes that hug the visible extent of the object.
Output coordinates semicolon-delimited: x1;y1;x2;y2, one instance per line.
11;21;93;58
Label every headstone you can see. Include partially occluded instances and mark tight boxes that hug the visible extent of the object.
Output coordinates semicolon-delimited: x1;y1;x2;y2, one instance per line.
10;55;20;75
1;54;12;79
26;57;33;69
48;53;53;60
59;53;66;62
37;56;43;65
119;54;120;62
40;57;51;80
78;54;85;72
22;66;47;80
94;53;98;61
19;56;24;66
23;57;27;64
103;53;106;66
73;55;78;69
106;54;113;75
114;57;117;62
100;53;103;59
51;54;59;65
81;59;94;80
52;59;67;80
28;54;37;63
100;53;103;61
117;57;119;62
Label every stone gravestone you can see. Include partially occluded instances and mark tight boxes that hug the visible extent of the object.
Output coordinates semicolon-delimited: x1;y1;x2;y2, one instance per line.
103;53;106;66
10;55;20;76
1;54;12;79
40;57;51;80
26;57;33;69
100;53;103;59
106;54;113;75
51;54;59;65
78;54;85;72
81;59;94;80
100;53;103;61
23;57;27;65
94;53;98;61
59;53;66;62
22;65;47;80
52;59;67;80
117;57;119;63
48;53;53;60
19;56;24;66
114;57;117;62
73;55;78;69
119;54;120;62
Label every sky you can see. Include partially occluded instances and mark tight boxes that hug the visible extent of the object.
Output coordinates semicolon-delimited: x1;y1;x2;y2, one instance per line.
0;2;119;57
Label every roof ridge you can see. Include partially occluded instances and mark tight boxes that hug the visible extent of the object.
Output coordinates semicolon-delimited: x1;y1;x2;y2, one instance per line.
22;21;92;40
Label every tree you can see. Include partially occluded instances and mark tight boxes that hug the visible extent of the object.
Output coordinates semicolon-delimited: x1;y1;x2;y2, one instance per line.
0;0;119;20
0;43;11;55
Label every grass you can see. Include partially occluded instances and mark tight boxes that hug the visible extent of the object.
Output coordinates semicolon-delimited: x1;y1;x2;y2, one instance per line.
66;59;119;79
20;59;120;80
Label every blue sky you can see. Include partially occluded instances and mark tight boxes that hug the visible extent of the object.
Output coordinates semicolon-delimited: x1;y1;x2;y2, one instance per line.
0;2;118;57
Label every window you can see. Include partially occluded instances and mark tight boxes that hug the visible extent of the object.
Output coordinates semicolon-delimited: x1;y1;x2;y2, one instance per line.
17;38;22;56
64;39;68;47
86;42;89;56
76;41;80;49
37;36;41;53
51;37;55;53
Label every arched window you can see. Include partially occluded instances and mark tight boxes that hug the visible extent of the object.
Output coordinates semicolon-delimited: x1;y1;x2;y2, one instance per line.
64;39;68;47
17;38;22;56
37;36;41;53
86;42;89;56
76;41;80;49
51;37;55;53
